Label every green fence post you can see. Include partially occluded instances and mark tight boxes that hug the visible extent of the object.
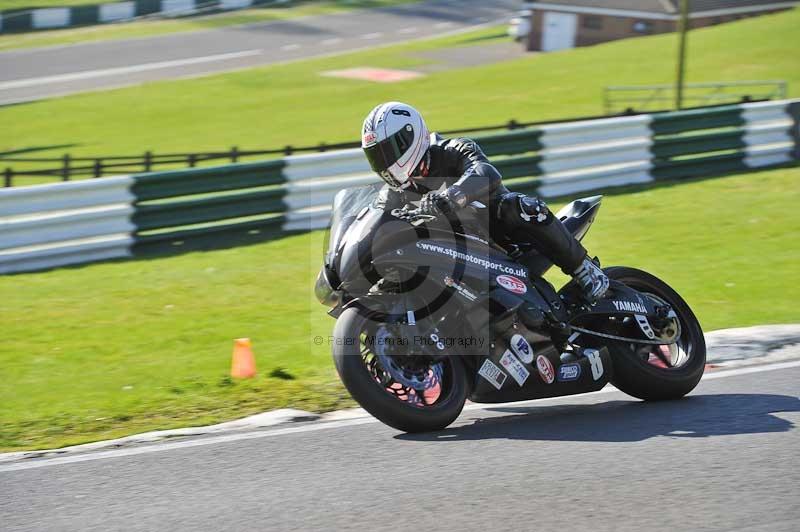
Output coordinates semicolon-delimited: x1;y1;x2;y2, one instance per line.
788;101;800;161
135;0;161;17
62;154;71;181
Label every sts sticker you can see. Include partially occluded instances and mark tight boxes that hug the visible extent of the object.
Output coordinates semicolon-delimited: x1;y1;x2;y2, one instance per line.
510;334;533;364
500;350;530;386
496;275;527;295
478;359;508;390
536;355;555;384
557;363;581;382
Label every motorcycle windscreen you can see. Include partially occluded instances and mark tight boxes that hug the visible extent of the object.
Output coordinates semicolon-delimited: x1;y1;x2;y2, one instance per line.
325;183;383;265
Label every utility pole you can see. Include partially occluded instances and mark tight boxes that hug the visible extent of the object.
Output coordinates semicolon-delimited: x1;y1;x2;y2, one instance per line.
675;0;690;109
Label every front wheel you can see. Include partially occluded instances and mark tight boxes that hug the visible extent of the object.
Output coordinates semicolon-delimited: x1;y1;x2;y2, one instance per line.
603;267;706;401
332;306;469;432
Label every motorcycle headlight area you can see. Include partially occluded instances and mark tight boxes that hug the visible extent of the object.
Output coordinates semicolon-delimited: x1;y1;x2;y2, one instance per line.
315;267;341;307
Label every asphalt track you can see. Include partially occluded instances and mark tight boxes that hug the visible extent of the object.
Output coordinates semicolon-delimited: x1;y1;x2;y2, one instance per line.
0;0;518;105
2;362;799;531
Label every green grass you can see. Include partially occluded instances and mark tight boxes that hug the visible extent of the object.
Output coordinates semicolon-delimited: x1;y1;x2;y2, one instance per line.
2;165;799;451
2;8;799;182
1;10;799;451
0;0;419;51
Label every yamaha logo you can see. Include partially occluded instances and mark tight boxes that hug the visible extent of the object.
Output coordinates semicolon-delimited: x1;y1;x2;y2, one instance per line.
612;300;647;314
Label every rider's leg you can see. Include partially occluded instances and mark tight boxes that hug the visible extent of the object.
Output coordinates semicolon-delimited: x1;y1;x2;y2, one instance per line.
496;192;609;302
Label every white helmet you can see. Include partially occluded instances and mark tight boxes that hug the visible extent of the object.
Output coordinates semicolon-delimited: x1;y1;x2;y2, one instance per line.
361;102;430;187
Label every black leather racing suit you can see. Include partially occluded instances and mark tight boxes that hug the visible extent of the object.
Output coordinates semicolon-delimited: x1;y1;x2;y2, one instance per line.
407;134;588;274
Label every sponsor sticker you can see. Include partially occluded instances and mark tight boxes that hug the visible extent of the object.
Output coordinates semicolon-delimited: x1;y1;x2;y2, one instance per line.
478;359;507;390
497;275;527;295
362;131;377;145
500;350;530;386
510;333;533;364
444;276;478;302
583;348;605;381
557;363;581;382
536;355;555;384
415;242;527;278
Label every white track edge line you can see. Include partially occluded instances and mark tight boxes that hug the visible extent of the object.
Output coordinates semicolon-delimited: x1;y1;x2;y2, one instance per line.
2;359;798;472
0;49;263;90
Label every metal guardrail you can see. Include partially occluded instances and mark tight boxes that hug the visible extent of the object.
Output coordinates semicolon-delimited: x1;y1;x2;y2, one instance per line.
1;99;798;274
0;0;289;34
0;176;135;274
604;80;787;114
0;113;630;187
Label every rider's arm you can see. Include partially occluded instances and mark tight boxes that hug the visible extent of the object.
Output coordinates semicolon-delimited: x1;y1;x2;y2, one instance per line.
442;138;503;206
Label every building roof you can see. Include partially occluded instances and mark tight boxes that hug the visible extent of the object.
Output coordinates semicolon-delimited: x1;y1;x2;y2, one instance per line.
676;0;796;12
527;1;676;14
524;0;799;17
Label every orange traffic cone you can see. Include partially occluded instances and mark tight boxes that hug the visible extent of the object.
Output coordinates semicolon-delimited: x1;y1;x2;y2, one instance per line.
231;338;257;379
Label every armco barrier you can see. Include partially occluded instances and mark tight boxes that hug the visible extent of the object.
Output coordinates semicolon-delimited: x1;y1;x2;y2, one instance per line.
650;100;798;180
0;176;134;274
1;100;798;274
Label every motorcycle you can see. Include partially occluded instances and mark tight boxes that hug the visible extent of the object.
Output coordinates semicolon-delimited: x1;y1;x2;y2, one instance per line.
316;183;705;432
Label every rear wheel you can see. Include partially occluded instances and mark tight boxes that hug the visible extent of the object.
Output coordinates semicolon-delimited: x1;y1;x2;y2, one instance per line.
332;306;469;432
602;267;706;401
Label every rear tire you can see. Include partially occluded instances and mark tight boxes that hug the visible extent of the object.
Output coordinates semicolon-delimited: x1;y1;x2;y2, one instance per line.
332;306;469;432
603;267;706;401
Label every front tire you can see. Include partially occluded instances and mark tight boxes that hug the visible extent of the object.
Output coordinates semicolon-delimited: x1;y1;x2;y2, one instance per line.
603;267;706;401
332;306;469;432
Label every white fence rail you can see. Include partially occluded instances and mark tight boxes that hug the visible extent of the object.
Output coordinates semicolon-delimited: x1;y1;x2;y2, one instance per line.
0;176;134;274
1;99;797;274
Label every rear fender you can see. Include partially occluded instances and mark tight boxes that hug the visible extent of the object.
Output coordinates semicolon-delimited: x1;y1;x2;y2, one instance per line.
555;195;602;242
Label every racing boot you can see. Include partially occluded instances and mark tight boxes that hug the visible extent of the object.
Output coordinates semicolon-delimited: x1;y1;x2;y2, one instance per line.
572;257;610;304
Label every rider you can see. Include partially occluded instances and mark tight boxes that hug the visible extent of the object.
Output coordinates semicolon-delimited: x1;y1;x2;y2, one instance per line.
361;101;609;303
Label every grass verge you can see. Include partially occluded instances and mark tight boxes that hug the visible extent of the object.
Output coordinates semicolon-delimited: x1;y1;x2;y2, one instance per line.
1;165;799;451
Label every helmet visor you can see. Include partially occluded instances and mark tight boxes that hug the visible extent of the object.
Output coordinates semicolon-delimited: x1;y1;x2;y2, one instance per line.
363;125;414;185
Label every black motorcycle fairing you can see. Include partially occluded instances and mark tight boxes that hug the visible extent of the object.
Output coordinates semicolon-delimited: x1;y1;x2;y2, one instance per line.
571;280;662;319
325;184;384;266
557;195;602;241
469;346;613;403
320;185;622;406
565;280;679;344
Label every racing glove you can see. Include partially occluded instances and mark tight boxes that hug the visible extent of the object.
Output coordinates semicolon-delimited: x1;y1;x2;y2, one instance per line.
418;186;467;217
